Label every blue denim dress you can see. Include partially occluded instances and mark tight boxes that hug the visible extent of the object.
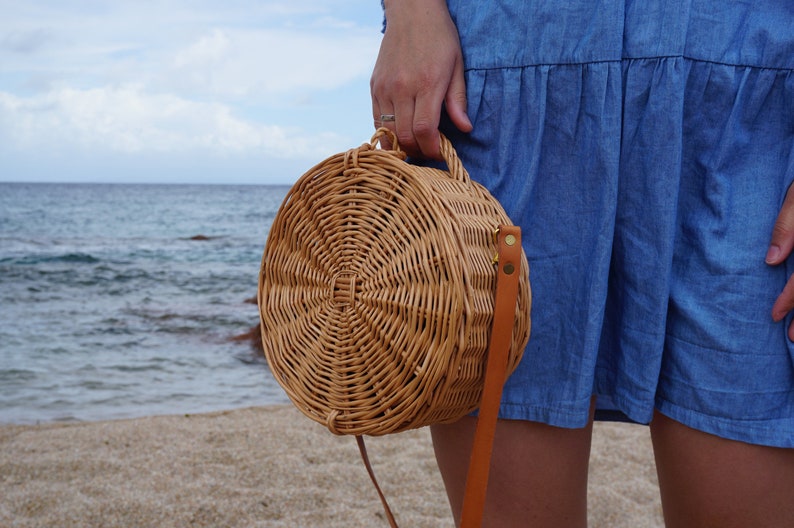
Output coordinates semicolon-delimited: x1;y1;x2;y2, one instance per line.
435;0;794;447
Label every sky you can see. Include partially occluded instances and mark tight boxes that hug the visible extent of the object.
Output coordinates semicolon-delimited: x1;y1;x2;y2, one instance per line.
0;1;384;184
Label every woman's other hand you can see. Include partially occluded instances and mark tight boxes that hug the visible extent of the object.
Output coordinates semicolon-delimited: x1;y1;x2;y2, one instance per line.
767;184;794;341
371;0;472;158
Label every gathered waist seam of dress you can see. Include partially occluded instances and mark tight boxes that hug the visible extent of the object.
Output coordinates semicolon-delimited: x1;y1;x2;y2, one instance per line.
464;54;794;73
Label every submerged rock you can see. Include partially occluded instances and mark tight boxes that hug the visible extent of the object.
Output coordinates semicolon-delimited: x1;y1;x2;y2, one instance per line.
230;323;263;353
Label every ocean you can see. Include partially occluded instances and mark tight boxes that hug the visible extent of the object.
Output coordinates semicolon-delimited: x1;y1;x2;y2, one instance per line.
0;182;293;424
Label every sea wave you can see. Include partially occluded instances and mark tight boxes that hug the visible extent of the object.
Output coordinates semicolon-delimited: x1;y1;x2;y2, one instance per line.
0;252;100;265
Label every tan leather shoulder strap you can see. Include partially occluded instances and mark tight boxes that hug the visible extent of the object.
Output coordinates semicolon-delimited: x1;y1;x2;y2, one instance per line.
356;435;399;527
460;225;522;528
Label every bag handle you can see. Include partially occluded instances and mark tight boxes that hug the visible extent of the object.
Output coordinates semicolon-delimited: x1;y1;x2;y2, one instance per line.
356;225;523;528
370;128;472;184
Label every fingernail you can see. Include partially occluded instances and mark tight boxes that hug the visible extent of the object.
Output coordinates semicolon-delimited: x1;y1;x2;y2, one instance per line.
766;244;781;264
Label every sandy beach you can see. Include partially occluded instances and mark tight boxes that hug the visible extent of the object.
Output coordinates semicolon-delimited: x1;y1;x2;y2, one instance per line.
0;405;663;527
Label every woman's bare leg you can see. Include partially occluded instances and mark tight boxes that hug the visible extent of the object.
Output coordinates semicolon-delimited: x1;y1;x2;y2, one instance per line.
651;411;794;528
430;409;595;527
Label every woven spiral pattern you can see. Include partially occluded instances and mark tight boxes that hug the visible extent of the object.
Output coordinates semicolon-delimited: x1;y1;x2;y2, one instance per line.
258;129;531;436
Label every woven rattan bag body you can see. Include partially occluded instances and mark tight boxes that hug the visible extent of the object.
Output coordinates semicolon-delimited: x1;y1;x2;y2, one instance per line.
258;129;530;438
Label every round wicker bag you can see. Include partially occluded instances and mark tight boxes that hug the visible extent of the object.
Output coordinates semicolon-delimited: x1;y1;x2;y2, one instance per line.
258;129;531;437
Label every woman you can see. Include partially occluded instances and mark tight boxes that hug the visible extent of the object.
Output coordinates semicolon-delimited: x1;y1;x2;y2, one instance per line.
371;1;794;526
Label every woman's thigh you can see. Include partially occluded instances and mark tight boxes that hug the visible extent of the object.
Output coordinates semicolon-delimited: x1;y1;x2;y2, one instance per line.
431;410;595;528
651;411;794;528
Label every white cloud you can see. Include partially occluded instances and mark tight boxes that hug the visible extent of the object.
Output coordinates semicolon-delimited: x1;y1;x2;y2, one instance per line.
167;27;378;98
173;29;232;69
0;87;346;159
0;1;380;99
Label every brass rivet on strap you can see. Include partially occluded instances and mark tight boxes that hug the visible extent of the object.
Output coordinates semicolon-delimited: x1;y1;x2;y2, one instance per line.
503;262;515;275
504;234;516;247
